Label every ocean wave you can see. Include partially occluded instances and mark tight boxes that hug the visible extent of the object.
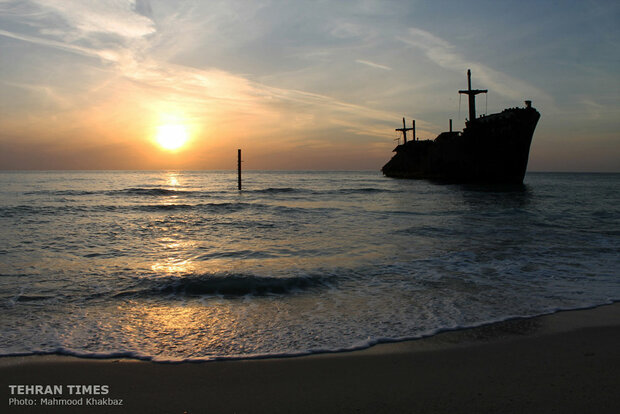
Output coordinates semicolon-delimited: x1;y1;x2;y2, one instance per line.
195;250;278;260
133;201;265;213
245;187;397;195
328;187;398;194
131;202;334;215
22;190;97;196
0;201;322;216
0;205;91;217
134;203;195;212
108;187;197;196
22;187;200;197
14;294;55;302
250;187;299;194
114;272;335;298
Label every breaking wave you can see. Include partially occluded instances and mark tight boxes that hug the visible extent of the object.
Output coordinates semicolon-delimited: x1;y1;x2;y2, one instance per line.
109;187;197;196
114;272;336;298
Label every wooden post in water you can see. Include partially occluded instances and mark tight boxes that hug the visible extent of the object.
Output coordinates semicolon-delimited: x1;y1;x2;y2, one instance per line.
237;149;242;190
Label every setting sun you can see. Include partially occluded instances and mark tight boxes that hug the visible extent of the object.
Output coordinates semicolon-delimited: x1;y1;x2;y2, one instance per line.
156;124;189;151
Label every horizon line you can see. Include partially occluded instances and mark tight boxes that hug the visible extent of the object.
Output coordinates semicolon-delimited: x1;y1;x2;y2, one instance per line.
0;169;618;174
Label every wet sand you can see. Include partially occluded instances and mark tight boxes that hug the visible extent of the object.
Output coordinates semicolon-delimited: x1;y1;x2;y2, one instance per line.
2;303;619;413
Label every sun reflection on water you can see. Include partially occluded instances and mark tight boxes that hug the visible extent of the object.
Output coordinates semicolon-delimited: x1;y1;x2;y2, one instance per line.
116;301;244;360
166;173;179;187
150;236;197;275
148;172;194;273
151;258;195;274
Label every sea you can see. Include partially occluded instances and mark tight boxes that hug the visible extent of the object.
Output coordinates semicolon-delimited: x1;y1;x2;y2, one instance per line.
0;171;618;362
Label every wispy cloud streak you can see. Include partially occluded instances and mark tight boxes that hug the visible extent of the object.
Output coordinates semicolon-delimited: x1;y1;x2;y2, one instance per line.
356;59;392;71
399;28;553;105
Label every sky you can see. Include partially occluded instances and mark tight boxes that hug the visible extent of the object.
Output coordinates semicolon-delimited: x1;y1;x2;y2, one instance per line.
0;0;618;171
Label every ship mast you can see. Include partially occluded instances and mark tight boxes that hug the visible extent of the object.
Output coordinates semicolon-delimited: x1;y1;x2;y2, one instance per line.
395;117;414;144
458;69;487;121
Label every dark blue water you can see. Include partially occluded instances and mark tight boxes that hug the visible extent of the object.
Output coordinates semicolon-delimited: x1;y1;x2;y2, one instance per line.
0;171;618;361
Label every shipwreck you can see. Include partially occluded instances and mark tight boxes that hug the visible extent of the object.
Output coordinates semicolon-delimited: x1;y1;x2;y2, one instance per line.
382;70;540;184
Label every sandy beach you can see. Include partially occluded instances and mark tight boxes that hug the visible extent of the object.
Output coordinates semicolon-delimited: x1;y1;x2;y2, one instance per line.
1;302;619;413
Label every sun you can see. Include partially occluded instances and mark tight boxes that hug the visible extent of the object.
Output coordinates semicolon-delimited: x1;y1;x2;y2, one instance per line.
155;124;189;151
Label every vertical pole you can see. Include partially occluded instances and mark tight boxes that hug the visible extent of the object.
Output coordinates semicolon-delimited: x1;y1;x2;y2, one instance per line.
237;149;241;190
412;120;416;141
402;117;407;144
467;69;476;121
449;119;452;132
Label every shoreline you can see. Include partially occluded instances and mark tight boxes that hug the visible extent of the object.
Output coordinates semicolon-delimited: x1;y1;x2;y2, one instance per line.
2;302;619;413
2;301;618;364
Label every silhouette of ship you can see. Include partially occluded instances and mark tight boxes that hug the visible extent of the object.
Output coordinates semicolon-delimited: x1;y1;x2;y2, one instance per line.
382;70;540;184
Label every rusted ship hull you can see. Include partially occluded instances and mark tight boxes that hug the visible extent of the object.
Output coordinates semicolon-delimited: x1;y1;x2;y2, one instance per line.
382;70;540;184
382;106;540;184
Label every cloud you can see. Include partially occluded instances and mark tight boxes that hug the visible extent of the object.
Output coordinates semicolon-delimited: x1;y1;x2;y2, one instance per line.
399;27;553;105
3;3;552;138
133;0;153;19
0;25;398;143
0;28;100;59
0;0;158;69
356;59;392;71
32;0;155;38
